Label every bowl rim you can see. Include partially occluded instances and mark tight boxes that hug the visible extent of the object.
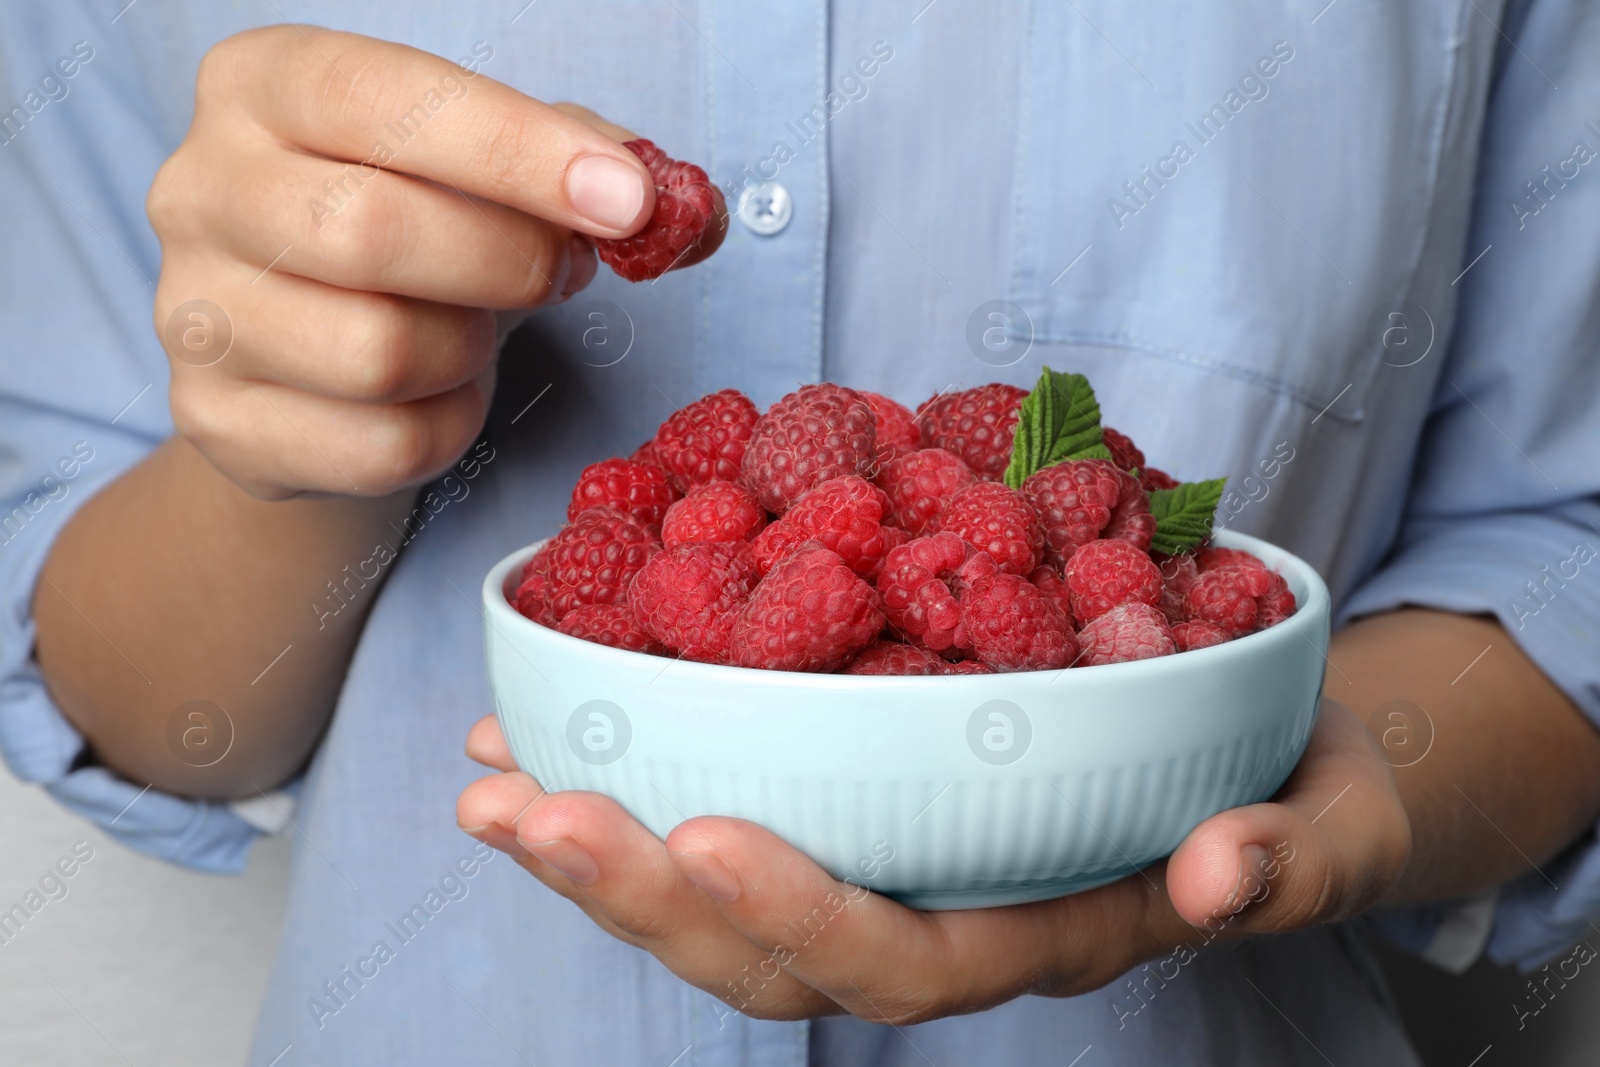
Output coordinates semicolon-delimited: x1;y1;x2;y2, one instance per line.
481;529;1331;688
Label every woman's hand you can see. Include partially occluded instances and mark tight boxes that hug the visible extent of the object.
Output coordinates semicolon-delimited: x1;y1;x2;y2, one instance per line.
456;698;1409;1023
149;27;720;500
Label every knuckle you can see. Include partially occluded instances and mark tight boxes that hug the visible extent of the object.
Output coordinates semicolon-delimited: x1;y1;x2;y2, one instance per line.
336;298;418;402
315;177;408;284
362;410;436;489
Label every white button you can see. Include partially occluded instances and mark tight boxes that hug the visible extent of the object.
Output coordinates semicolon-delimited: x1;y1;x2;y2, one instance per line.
737;182;793;236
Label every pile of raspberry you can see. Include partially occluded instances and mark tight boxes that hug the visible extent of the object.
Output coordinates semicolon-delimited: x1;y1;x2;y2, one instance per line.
511;383;1296;674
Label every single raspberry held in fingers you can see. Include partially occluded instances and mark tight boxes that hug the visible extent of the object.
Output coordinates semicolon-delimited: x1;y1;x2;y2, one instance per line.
661;480;767;547
543;507;661;620
1076;603;1176;666
860;391;921;465
741;383;877;513
875;533;994;656
916;384;1027;481
875;447;977;536
556;603;667;655
1102;469;1156;552
1022;458;1123;567
1171;619;1229;652
750;476;896;577
839;641;945;676
628;541;757;662
593;139;722;282
932;481;1044;575
566;457;679;528
1183;565;1274;637
653;389;760;492
1062;537;1163;625
729;544;884;672
960;572;1075;672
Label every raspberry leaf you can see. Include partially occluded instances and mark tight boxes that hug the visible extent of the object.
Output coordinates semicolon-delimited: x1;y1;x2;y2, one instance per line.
1002;367;1105;488
1148;478;1227;555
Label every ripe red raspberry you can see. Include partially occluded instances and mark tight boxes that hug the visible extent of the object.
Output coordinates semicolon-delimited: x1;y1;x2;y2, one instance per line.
960;572;1075;672
875;533;991;655
593;139;723;282
1258;572;1297;627
728;544;884;672
750;476;896;577
1062;538;1163;625
1102;469;1156;552
1196;545;1267;573
932;481;1043;576
915;383;1027;480
1101;426;1146;474
1028;565;1073;619
512;545;559;627
660;480;767;547
1171;619;1229;652
941;659;996;675
1154;552;1200;625
741;383;877;513
1076;603;1177;666
875;447;977;536
1142;467;1180;491
628;542;757;662
1022;458;1123;566
652;389;760;492
860;391;921;464
542;507;660;620
556;603;667;655
566;457;679;528
630;439;662;467
839;641;945;676
1184;565;1275;637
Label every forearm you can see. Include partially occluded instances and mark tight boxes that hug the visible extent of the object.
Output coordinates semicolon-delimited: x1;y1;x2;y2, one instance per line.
34;437;415;799
1328;609;1600;906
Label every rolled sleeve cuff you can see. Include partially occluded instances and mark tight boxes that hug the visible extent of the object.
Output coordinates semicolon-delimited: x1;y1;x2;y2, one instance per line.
1339;506;1600;970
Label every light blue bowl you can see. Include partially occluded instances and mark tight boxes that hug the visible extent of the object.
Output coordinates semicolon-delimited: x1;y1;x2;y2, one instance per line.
482;530;1327;910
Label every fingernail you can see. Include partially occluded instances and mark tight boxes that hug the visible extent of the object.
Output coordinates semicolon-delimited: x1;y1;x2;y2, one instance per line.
671;851;741;904
521;837;600;886
460;822;529;863
566;155;647;232
1226;843;1274;914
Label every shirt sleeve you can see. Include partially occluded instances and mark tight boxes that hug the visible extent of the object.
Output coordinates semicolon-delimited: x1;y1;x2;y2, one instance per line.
0;19;277;873
1338;0;1600;970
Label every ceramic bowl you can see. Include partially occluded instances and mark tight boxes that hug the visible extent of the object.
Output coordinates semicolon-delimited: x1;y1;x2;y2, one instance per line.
482;530;1328;909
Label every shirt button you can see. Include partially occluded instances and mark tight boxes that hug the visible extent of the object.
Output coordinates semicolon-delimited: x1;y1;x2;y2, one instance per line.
736;181;793;236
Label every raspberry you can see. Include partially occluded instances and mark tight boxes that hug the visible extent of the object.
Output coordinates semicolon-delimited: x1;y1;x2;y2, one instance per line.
1196;545;1267;573
652;389;760;492
1143;467;1180;491
1259;572;1297;627
1028;565;1073;619
542;507;661;620
566;457;679;528
1183;565;1274;637
1171;619;1229;652
750;476;896;577
839;641;945;676
1076;603;1176;666
1101;426;1146;474
661;480;767;547
556;604;666;655
1102;469;1156;552
741;383;877;513
875;533;993;655
728;544;884;672
628;541;757;662
915;384;1027;481
1154;552;1200;625
1022;459;1123;566
512;545;559;627
1062;538;1163;625
593;139;722;282
960;572;1075;672
860;391;921;464
941;660;996;675
630;439;662;467
932;481;1043;575
875;447;977;536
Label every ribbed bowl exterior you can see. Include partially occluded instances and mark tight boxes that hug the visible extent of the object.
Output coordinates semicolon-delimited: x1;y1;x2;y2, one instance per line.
483;531;1327;909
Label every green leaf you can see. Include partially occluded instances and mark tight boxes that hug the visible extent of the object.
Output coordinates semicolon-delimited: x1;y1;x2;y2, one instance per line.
1002;368;1105;488
1148;478;1228;555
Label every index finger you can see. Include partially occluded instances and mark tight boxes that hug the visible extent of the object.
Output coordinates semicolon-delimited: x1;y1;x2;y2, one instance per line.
219;27;655;236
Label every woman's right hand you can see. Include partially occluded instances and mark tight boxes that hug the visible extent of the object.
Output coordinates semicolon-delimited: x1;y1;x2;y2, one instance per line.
149;26;666;499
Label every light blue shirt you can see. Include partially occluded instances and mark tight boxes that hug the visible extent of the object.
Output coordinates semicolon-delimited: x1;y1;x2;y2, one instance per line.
3;1;1598;1063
